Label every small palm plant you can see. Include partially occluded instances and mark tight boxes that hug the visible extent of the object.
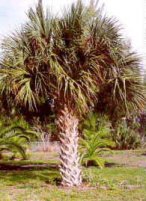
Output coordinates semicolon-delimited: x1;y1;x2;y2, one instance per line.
80;113;114;168
0;123;38;160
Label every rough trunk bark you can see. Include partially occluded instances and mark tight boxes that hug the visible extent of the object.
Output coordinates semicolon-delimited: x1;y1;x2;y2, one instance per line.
57;106;82;187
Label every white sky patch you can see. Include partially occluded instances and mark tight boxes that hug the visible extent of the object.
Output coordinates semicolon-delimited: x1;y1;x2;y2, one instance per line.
0;0;145;67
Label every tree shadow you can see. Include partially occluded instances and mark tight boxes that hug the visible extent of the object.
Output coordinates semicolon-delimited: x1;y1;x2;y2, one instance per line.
0;163;58;171
141;153;146;156
105;162;124;168
0;160;61;186
82;161;123;168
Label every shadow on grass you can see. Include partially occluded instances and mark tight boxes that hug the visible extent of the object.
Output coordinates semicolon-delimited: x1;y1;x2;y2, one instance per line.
0;160;61;186
0;163;58;171
0;160;124;187
141;153;146;156
105;162;124;168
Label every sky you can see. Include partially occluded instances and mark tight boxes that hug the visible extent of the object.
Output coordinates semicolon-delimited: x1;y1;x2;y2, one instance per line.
0;0;145;66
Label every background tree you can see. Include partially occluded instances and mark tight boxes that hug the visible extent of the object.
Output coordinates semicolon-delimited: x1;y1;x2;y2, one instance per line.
0;0;145;186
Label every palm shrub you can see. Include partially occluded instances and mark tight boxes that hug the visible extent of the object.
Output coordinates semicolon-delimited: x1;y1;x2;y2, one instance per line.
0;122;38;160
0;0;145;186
112;119;141;150
132;113;146;145
80;113;114;168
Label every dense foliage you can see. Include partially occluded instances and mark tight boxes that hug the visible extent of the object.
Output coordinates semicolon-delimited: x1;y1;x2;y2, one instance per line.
0;1;145;116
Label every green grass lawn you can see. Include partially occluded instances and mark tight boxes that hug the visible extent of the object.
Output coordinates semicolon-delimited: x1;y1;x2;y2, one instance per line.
0;150;146;201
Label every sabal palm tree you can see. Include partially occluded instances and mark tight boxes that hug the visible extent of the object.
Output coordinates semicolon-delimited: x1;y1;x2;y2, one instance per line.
0;0;145;186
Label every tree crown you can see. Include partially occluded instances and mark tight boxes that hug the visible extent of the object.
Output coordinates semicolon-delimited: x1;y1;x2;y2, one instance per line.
0;0;145;116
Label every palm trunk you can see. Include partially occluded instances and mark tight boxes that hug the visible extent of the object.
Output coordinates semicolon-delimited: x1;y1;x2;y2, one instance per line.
57;106;82;187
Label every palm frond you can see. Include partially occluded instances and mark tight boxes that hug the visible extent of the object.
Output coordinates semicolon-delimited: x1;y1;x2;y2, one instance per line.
0;0;145;116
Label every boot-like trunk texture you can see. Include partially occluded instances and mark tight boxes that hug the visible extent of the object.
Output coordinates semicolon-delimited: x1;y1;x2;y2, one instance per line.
57;106;82;187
